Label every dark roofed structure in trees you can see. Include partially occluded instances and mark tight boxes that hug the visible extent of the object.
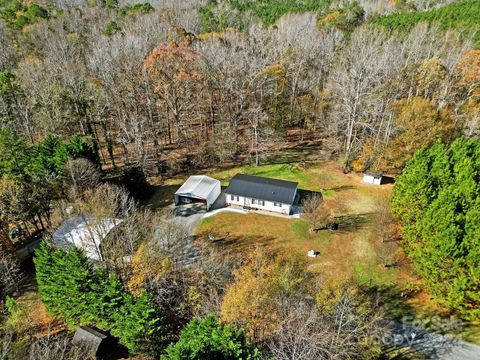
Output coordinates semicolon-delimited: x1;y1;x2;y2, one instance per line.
72;326;108;357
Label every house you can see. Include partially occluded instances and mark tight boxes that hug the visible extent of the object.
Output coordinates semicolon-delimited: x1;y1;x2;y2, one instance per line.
363;171;383;185
52;215;122;261
174;175;221;211
225;174;298;215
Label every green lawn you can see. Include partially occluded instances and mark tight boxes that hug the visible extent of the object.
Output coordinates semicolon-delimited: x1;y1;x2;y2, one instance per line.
199;161;396;285
210;161;350;192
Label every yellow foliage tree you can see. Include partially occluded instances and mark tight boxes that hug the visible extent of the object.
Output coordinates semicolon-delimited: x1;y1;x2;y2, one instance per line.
416;57;447;99
351;141;376;172
315;279;384;359
454;51;480;136
220;248;312;342
376;97;460;172
127;242;172;296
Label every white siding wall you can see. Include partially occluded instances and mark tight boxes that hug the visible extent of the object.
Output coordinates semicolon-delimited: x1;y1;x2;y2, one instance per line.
225;194;291;214
363;174;382;185
205;180;221;210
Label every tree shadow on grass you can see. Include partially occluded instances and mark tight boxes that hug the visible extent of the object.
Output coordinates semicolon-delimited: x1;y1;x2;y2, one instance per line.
265;142;321;165
360;284;465;360
362;284;417;320
141;184;180;210
296;189;323;205
336;213;374;232
202;234;278;254
325;184;357;192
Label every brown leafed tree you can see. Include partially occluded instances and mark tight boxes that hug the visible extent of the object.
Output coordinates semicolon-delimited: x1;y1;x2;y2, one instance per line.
220;248;314;342
301;194;330;231
376;97;461;172
144;41;205;145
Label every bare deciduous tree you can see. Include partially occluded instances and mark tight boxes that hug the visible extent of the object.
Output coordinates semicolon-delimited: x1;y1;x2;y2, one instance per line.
29;330;93;360
302;194;330;231
0;249;21;297
268;284;385;359
65;158;101;200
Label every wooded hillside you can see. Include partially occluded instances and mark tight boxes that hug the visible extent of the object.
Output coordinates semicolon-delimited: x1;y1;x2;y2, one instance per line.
1;0;479;358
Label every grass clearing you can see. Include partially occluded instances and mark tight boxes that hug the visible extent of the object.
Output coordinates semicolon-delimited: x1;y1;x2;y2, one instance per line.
198;160;480;341
199;160;396;285
10;289;61;337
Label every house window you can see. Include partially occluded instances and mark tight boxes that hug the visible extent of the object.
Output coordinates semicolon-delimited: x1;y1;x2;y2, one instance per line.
274;202;282;207
230;195;239;201
252;199;264;206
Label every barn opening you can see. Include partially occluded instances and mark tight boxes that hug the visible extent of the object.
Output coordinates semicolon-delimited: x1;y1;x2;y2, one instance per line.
174;175;221;211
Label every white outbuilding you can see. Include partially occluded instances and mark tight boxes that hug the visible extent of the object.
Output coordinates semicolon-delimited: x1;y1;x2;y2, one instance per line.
174;175;221;210
52;216;122;261
362;171;383;186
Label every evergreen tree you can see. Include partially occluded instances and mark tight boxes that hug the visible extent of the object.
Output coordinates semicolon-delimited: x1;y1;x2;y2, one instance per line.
162;314;260;360
392;138;480;320
34;243;166;355
34;243;97;327
112;290;165;356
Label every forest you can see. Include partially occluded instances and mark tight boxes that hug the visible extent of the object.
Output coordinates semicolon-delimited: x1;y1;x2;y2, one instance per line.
0;0;479;358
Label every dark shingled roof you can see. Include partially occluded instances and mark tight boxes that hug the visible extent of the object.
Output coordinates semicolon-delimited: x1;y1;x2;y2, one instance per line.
225;174;298;205
72;326;107;354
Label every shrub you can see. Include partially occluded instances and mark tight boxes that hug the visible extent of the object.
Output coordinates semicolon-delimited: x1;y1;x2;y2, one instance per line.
162;314;260;360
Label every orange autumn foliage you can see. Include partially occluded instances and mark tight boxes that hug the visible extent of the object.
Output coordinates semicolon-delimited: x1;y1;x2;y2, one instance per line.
220;248;312;342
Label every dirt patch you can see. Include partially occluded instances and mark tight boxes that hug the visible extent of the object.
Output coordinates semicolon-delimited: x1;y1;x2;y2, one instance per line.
16;290;64;338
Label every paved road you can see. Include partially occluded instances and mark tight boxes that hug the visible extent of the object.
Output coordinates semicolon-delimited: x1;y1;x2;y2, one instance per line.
387;321;480;359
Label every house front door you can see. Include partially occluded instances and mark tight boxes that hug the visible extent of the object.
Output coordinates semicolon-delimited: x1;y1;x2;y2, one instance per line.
244;197;251;206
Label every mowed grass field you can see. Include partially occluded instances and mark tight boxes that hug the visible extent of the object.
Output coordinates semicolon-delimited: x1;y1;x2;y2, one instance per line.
198;161;400;287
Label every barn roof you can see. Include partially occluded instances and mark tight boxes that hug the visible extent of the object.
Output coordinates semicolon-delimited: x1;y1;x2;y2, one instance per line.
52;215;122;261
175;175;219;199
225;174;298;205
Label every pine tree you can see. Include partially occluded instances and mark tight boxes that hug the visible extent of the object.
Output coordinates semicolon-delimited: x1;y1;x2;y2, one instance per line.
35;243;167;355
392;138;480;320
162;314;260;360
111;291;165;356
34;243;97;327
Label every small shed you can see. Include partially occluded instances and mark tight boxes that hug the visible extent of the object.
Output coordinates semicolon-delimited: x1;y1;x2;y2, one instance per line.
174;175;221;211
363;171;383;186
72;326;108;357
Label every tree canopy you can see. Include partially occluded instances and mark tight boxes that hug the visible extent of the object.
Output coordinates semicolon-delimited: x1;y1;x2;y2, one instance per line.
34;242;166;355
162;314;260;360
392;138;480;320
